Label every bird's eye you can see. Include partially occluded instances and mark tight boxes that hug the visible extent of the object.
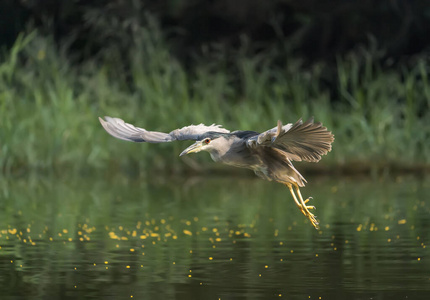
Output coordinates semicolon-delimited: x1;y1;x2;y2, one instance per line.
204;138;211;144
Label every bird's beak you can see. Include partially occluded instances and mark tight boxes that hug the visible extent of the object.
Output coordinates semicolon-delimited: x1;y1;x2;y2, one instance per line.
179;141;204;157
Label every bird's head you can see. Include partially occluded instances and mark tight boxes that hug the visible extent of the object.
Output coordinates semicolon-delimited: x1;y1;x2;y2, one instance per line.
179;135;226;157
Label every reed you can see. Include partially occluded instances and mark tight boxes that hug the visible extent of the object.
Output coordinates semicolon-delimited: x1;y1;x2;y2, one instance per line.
1;26;429;176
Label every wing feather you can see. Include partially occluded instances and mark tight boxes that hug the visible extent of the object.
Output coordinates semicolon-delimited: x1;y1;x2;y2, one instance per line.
247;118;334;162
99;116;230;143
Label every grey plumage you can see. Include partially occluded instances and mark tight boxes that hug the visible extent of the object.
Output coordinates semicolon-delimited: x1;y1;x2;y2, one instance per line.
247;118;333;162
99;116;229;143
99;116;334;229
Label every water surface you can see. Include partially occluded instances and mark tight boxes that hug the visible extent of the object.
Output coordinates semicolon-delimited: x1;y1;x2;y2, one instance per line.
0;173;429;299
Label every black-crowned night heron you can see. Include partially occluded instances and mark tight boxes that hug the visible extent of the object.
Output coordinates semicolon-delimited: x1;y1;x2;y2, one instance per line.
99;116;334;229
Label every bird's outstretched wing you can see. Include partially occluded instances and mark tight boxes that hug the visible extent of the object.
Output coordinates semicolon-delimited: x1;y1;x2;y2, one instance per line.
99;116;230;143
246;118;334;162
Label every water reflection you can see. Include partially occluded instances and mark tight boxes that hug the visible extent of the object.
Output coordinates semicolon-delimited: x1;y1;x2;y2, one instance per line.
0;173;429;299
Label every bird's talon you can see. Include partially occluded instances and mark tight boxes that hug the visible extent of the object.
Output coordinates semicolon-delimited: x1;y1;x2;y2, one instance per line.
303;197;313;204
306;211;319;229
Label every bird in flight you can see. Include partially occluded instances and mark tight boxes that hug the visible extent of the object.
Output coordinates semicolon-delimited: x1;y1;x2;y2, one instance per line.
99;116;334;229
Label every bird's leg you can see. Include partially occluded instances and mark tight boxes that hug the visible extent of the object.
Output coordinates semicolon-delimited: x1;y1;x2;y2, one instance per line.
285;183;319;229
285;183;305;214
293;183;319;229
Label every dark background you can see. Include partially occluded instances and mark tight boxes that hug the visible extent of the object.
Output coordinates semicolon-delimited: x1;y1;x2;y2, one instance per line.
2;0;429;67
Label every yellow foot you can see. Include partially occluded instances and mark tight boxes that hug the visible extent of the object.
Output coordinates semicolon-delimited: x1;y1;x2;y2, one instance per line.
304;197;316;210
297;203;316;215
307;211;319;230
285;183;320;230
299;207;319;229
300;198;319;229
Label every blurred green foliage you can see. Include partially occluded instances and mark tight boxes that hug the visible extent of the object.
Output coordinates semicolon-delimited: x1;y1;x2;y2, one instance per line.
1;17;429;175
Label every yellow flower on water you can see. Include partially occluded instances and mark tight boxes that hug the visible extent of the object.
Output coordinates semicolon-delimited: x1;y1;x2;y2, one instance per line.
183;230;192;236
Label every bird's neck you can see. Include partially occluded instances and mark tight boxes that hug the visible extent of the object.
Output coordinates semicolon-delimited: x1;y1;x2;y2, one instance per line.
208;149;224;162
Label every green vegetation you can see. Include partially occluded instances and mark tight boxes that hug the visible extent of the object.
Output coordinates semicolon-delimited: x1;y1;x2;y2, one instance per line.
1;20;429;176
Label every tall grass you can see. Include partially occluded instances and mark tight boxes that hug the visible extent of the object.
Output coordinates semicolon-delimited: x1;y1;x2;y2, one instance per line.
1;20;429;176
